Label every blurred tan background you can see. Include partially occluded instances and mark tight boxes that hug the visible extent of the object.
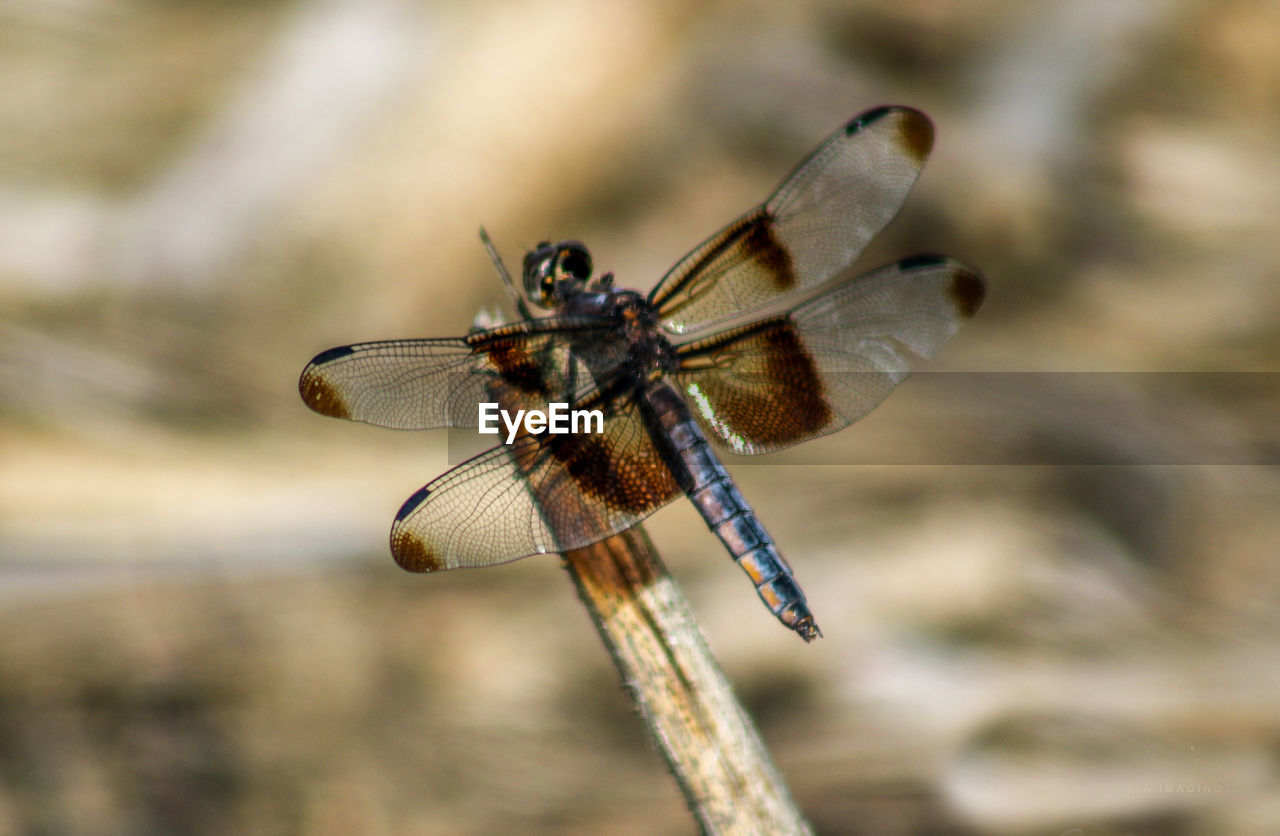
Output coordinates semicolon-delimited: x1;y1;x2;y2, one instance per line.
3;0;1279;833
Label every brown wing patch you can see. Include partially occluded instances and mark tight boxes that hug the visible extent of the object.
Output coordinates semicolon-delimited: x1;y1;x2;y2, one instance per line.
655;208;798;315
550;432;679;516
895;110;934;165
742;214;797;291
478;338;552;395
298;369;352;420
390;485;445;572
950;269;987;319
391;530;445;573
678;318;832;450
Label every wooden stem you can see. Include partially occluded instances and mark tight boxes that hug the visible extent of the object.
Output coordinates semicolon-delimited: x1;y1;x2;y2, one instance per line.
561;525;812;835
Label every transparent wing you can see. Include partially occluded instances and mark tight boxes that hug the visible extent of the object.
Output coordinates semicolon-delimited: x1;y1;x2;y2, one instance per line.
298;318;615;429
674;255;985;455
648;106;936;334
389;386;684;571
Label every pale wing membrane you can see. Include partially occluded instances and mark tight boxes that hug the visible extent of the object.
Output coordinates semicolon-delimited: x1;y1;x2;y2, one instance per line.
674;256;985;455
390;389;684;571
649;106;935;333
298;319;608;430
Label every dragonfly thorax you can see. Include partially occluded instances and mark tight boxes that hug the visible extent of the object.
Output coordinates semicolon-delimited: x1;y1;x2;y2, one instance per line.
614;293;677;376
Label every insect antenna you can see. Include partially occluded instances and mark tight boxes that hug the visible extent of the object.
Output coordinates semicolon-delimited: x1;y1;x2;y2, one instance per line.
478;227;533;322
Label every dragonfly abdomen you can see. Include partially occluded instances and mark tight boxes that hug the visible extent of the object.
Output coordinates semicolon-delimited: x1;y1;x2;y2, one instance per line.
641;382;822;641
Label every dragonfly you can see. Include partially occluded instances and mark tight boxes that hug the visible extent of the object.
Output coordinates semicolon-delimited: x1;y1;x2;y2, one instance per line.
299;105;984;641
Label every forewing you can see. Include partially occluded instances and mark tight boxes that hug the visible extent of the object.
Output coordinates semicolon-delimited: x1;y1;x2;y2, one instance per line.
298;319;611;429
649;106;935;333
674;256;985;454
389;387;684;571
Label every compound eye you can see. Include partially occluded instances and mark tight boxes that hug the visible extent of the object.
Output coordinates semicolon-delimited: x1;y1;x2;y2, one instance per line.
558;244;592;282
521;243;559;307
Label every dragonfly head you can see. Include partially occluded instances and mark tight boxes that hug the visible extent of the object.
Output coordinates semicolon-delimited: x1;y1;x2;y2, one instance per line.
523;240;593;308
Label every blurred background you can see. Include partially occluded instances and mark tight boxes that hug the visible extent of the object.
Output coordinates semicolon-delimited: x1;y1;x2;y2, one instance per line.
3;0;1279;833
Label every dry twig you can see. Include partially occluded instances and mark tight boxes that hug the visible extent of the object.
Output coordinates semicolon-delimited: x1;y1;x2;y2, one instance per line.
562;526;812;835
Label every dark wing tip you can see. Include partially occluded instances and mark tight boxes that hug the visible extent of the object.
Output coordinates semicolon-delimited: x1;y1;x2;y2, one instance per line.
898;253;949;270
395;485;432;521
847;104;902;132
845;105;934;164
310;345;358;365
